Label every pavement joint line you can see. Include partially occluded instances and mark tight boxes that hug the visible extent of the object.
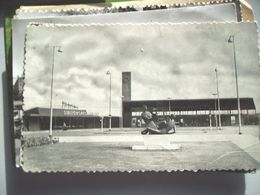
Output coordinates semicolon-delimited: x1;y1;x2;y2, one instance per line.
56;134;259;146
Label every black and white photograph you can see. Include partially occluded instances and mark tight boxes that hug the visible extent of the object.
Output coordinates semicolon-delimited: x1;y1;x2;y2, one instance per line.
21;22;260;172
12;0;240;168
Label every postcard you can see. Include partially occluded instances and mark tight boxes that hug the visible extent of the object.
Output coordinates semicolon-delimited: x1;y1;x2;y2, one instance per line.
20;22;260;172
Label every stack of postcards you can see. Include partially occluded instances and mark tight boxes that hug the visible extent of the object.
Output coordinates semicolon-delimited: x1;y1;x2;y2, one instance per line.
12;0;260;173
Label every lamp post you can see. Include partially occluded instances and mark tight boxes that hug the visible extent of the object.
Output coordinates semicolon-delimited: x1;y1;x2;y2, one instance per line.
228;35;242;135
168;97;171;112
49;46;62;139
120;96;124;128
100;116;104;133
209;113;212;130
212;93;218;129
215;67;221;130
106;70;112;131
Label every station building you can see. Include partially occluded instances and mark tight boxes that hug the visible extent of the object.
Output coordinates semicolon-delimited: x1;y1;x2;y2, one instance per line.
23;72;259;131
122;98;258;127
121;72;258;128
24;107;119;131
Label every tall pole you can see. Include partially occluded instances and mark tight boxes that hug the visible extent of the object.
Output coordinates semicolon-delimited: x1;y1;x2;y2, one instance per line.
100;116;104;133
49;47;55;138
209;113;212;130
106;71;112;131
121;96;124;128
168;97;171;112
228;35;242;134
215;67;221;130
212;93;218;129
49;46;62;139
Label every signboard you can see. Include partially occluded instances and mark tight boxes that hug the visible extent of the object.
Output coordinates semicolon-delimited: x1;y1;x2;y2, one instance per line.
63;110;88;116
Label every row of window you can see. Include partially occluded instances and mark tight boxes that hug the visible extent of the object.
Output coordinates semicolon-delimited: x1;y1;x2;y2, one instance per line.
132;110;256;116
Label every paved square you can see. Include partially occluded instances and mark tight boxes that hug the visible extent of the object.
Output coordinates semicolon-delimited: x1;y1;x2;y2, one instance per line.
22;141;260;172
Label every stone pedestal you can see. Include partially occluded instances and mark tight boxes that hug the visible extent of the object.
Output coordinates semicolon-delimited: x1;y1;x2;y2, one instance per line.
132;135;181;151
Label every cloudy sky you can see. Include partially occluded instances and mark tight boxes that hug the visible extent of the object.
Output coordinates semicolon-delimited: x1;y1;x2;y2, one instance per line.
24;22;260;116
13;3;237;79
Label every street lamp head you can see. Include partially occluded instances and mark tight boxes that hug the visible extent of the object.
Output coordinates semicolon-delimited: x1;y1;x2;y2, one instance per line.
106;70;111;75
57;48;63;53
228;35;233;43
142;104;148;111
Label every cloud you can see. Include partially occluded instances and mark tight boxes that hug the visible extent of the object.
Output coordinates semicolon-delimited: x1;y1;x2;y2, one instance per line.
23;23;260;115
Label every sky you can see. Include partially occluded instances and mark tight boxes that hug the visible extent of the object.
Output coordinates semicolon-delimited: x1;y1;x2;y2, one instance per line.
23;22;260;116
13;3;237;79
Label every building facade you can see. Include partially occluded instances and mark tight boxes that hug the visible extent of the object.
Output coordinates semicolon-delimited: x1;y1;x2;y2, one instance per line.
122;98;258;127
24;107;119;131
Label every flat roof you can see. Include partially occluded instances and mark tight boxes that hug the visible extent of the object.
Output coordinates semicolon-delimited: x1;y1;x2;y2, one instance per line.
123;98;256;112
24;107;100;118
